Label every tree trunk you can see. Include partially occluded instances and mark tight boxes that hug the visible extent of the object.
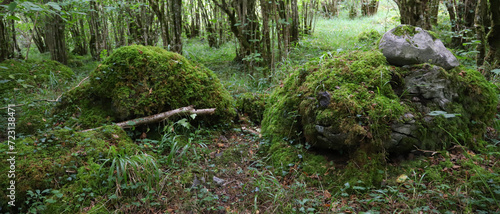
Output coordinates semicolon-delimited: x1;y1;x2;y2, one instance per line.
45;10;68;64
88;0;108;60
485;0;500;69
429;0;439;25
70;19;88;55
475;0;488;67
362;0;379;16
148;0;171;48
172;0;183;53
33;26;47;53
0;0;20;62
290;0;299;43
445;0;477;48
199;0;219;48
321;0;338;18
395;0;431;30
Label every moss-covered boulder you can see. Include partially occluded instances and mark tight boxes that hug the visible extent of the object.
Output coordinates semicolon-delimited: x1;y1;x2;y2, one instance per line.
235;92;269;125
357;29;381;45
262;51;497;156
0;59;74;137
54;45;235;128
0;59;74;95
0;125;139;211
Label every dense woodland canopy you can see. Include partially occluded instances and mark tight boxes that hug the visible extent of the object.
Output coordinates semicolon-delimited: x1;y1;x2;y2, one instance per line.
1;0;498;72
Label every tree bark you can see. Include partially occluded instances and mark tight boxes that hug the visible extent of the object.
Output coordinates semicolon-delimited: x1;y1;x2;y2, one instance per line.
45;7;68;65
362;0;379;16
172;0;183;53
88;0;109;60
445;0;477;48
475;0;488;67
82;106;216;132
395;0;431;30
148;0;171;48
70;19;88;55
485;0;500;69
0;0;19;62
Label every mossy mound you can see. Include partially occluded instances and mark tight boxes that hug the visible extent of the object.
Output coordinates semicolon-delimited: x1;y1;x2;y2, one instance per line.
0;59;74;95
357;29;381;44
0;125;139;211
262;50;497;156
54;45;235;129
234;92;269;125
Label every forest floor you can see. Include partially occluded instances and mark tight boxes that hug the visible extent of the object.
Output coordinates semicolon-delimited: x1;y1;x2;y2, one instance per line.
5;0;500;213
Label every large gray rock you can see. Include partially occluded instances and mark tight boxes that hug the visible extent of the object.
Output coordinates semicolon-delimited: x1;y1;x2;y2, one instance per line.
379;25;459;70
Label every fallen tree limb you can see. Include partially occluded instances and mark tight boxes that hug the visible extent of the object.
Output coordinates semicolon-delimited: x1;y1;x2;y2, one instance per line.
82;105;216;132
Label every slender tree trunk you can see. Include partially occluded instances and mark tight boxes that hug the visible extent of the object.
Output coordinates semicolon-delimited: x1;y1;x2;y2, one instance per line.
445;0;477;47
172;0;183;53
149;0;171;48
429;0;439;25
290;0;299;43
199;0;219;48
362;0;379;16
45;8;68;64
321;0;337;17
395;0;431;30
485;0;500;69
0;0;20;62
32;22;47;53
70;18;88;55
88;0;108;60
475;0;488;67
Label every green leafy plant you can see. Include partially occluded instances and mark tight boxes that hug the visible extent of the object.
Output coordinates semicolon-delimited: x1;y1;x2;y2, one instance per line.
100;148;161;197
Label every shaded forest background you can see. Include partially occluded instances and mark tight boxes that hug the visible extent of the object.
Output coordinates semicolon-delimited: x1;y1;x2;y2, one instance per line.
1;0;499;74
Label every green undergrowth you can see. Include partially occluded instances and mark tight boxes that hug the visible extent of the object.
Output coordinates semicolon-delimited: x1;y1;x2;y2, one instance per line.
0;59;74;97
0;125;141;212
0;59;77;139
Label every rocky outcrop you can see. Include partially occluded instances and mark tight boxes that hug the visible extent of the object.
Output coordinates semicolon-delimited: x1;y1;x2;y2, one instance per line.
379;25;459;70
262;51;497;155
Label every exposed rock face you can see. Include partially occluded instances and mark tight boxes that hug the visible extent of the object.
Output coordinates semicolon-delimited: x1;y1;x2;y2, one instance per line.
379;25;459;70
262;51;497;155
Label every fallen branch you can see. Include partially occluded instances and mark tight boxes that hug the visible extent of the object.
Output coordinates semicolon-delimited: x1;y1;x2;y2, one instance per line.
82;105;216;132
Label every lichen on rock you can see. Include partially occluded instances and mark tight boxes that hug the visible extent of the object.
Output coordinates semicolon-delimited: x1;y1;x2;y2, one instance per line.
54;45;236;129
379;25;459;70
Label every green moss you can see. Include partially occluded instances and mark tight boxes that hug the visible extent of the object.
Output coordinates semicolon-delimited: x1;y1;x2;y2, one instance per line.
427;30;439;40
17;103;54;135
54;45;236;129
357;29;382;44
0;59;74;94
235;92;269;125
429;66;498;150
0;125;138;209
261;50;497;187
263;51;405;150
341;150;386;188
392;25;418;37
